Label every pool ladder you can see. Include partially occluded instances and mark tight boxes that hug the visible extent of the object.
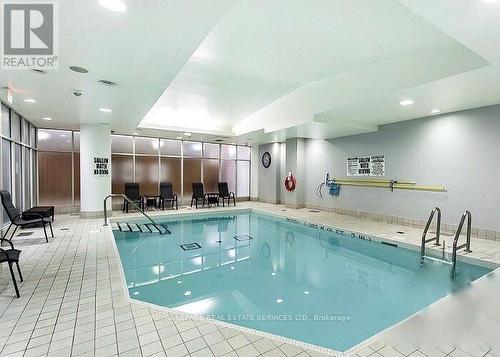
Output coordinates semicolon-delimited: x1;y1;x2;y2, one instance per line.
103;194;170;234
420;208;472;277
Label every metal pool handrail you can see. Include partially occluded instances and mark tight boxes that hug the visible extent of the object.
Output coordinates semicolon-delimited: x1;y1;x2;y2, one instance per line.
103;194;167;234
451;210;472;277
420;207;442;264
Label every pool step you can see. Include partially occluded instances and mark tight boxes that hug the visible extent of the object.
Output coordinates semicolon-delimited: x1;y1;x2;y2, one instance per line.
422;255;453;266
112;222;170;234
117;223;130;231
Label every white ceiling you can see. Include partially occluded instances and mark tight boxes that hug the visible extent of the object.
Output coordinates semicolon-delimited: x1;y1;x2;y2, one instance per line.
0;0;233;130
2;0;500;145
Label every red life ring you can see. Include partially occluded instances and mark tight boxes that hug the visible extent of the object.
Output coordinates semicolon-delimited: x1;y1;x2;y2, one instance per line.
284;174;296;192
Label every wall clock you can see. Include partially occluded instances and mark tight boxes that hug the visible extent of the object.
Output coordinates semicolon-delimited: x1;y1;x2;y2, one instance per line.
262;152;271;168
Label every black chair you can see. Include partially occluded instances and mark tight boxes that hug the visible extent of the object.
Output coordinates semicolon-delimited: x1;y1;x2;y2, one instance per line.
0;190;54;243
218;182;236;207
0;238;23;298
159;182;178;210
191;182;207;209
123;183;143;213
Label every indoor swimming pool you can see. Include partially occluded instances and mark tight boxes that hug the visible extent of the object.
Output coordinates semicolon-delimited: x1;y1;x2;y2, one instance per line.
112;212;492;352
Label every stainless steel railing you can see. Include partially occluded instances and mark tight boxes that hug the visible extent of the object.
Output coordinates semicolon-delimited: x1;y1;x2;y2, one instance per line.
103;194;168;234
420;207;441;264
451;210;472;277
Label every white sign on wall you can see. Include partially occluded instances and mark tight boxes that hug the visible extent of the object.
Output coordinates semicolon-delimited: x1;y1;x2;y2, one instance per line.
93;157;109;176
346;155;385;176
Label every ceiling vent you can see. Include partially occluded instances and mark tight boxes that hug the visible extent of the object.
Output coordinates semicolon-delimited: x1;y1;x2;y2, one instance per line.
69;66;89;73
98;79;117;86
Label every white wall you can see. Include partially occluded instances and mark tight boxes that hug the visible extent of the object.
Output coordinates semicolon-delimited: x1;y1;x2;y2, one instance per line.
303;105;500;231
251;145;259;200
258;143;283;203
80;124;111;217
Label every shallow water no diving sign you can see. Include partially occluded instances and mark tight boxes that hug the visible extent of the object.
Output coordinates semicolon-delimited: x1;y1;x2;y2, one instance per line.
93;157;109;176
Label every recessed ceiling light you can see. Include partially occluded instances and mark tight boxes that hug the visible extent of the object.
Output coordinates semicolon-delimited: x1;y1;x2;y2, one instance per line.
176;136;182;140
98;0;127;12
304;290;310;295
183;132;192;137
24;98;36;103
133;291;139;295
42;117;52;121
184;290;192;296
431;109;441;114
276;298;284;303
271;272;276;276
99;108;112;113
69;66;89;73
133;132;139;135
399;99;414;106
98;79;117;86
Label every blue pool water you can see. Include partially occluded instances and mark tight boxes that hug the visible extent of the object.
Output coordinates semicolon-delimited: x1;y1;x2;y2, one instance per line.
113;212;491;351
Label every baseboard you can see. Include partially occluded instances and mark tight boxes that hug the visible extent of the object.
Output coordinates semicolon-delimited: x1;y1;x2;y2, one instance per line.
257;198;281;204
80;210;111;219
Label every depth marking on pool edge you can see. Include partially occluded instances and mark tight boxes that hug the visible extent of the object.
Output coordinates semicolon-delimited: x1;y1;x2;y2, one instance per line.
284;217;373;242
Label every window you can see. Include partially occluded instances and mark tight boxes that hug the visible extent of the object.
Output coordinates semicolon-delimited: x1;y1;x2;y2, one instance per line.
73;132;80;152
1;139;11;223
160;157;181;194
183;141;202;157
37;129;72;151
221;145;236;159
203;159;219;192
237;161;250;197
135;137;159;155
111;135;133;154
1;104;10;137
183;159;201;200
220;160;236;194
203;143;219;158
160;139;181;156
30;124;36;147
237;146;251;160
37;129;77;210
11;113;21;142
135;156;159;195
23;146;31;210
111;155;133;194
38;151;72;207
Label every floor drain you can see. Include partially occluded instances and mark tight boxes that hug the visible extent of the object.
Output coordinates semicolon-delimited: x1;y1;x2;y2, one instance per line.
17;232;33;237
180;242;201;251
234;235;253;241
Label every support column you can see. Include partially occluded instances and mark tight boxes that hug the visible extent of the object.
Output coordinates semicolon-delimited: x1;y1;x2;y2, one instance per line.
79;124;111;218
285;138;306;209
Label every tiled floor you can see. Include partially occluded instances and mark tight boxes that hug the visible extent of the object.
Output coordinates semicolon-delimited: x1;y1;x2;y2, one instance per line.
0;202;499;357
